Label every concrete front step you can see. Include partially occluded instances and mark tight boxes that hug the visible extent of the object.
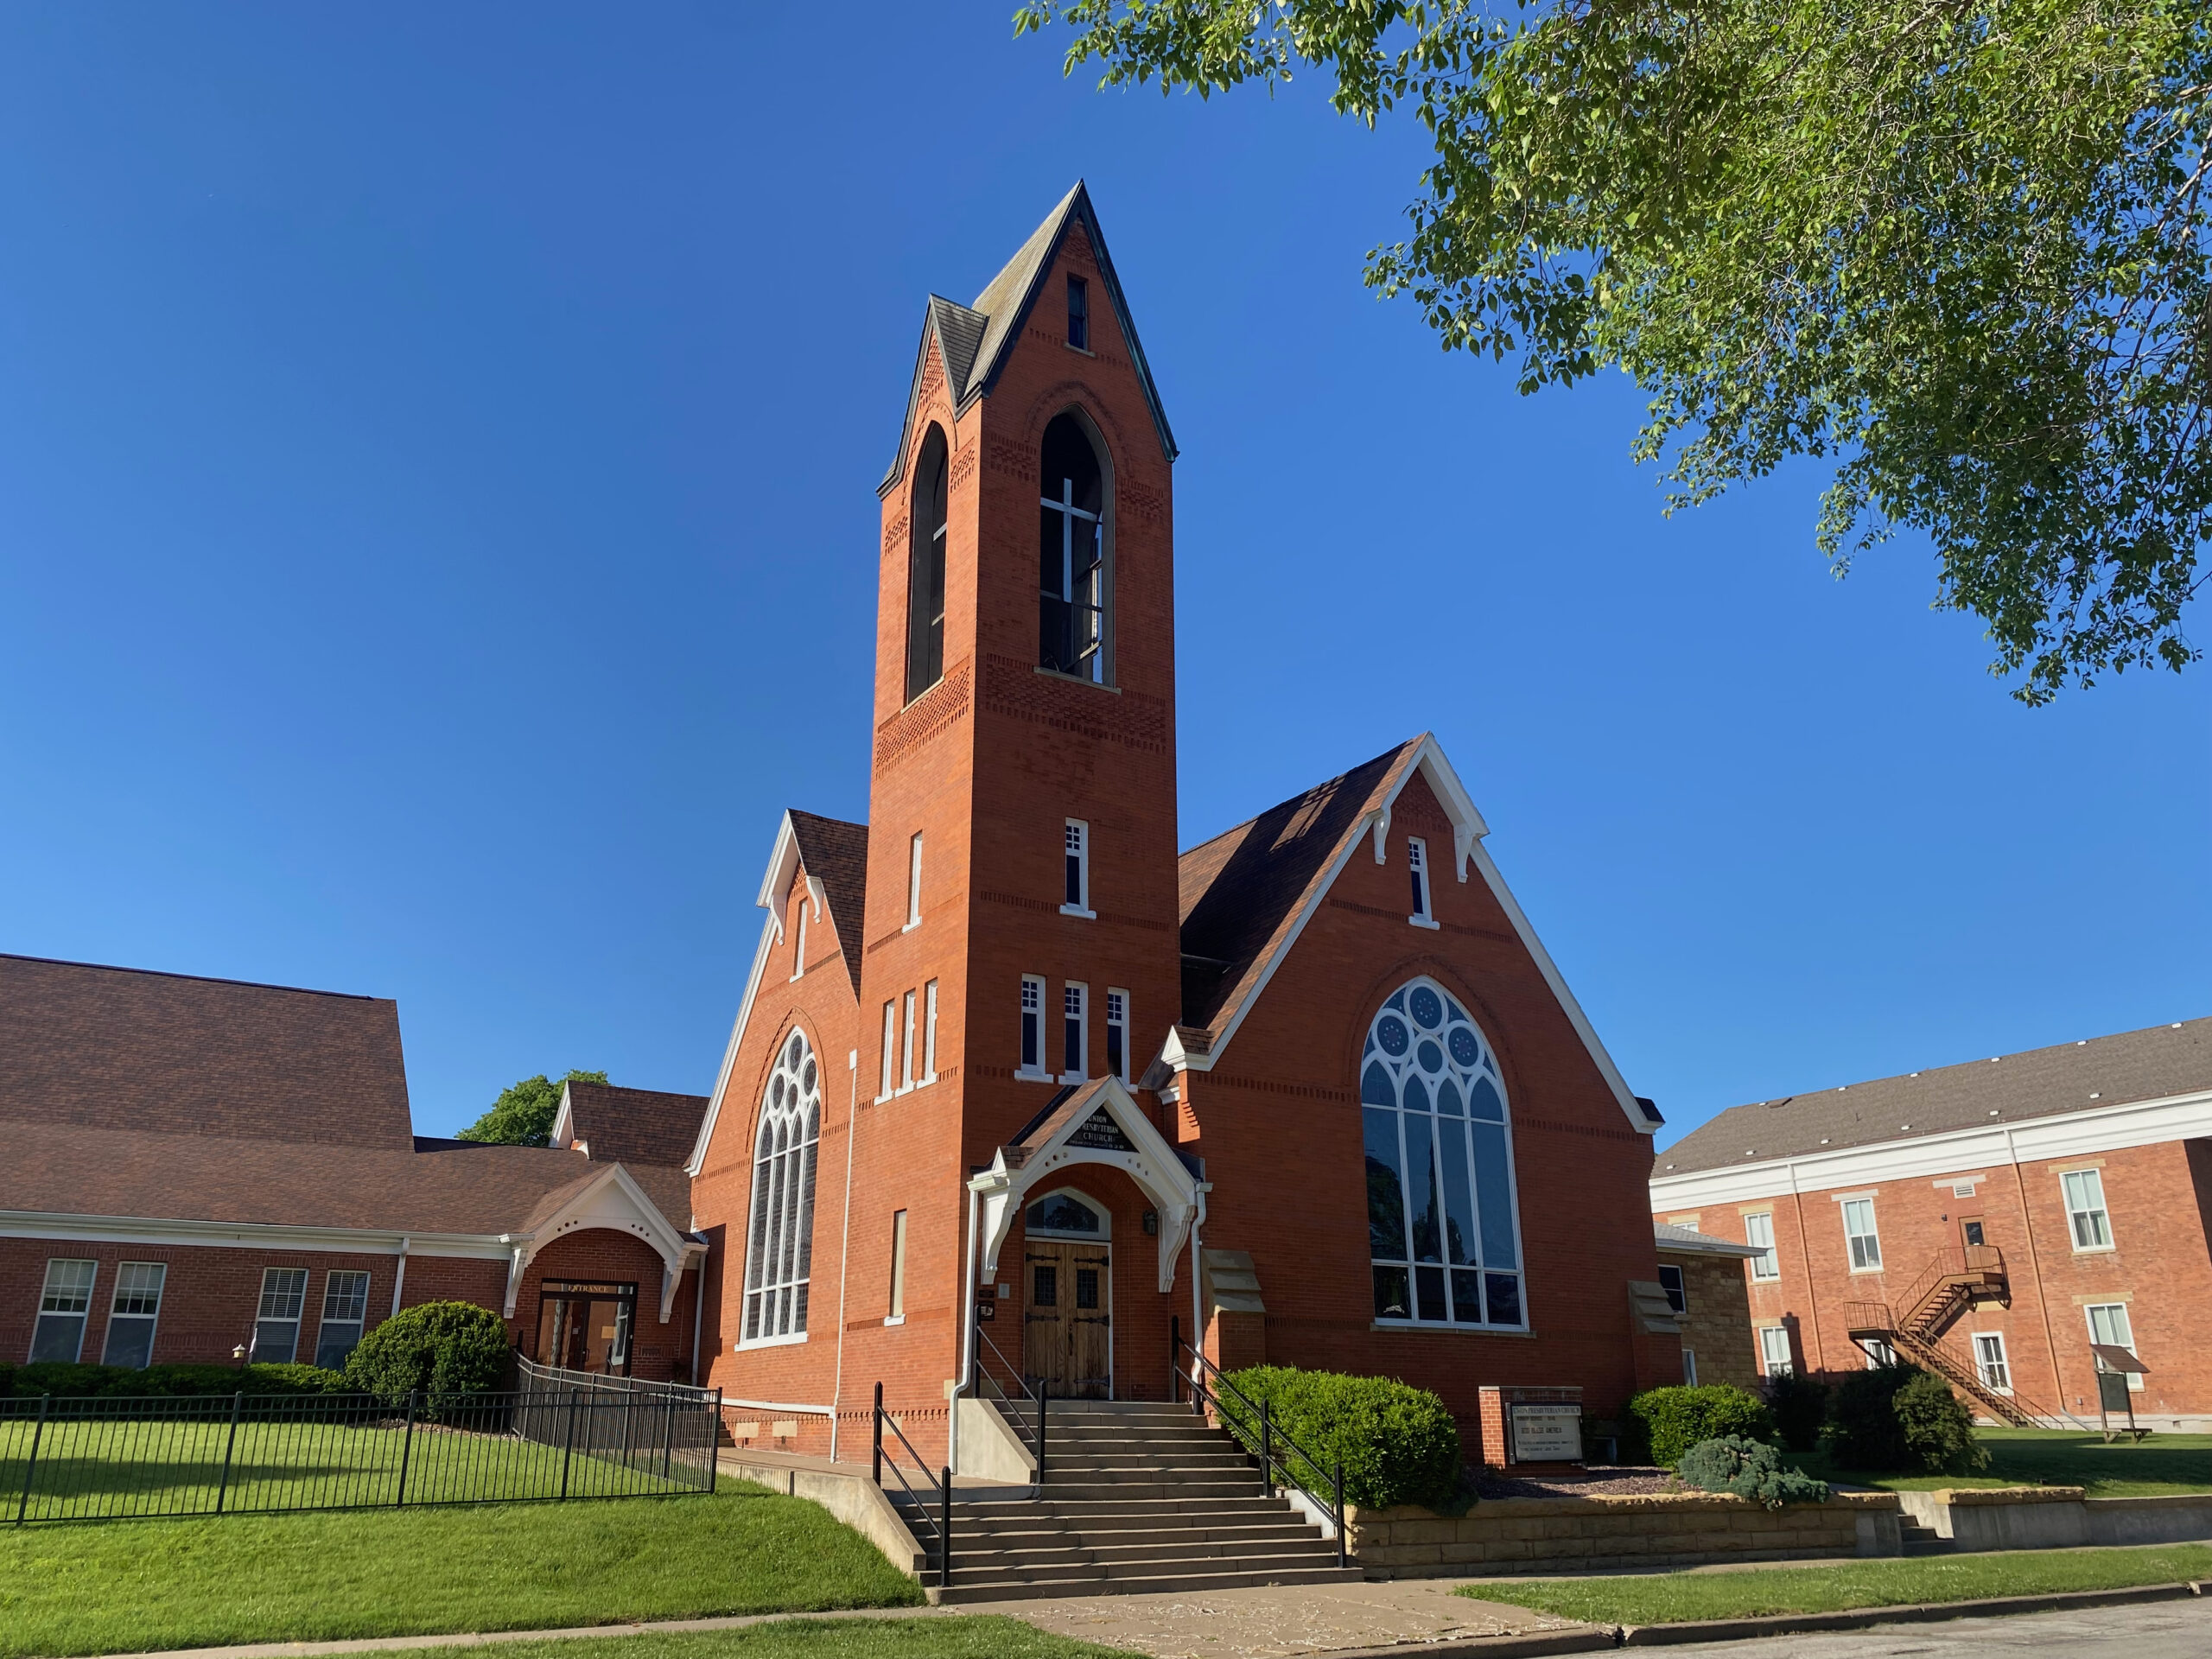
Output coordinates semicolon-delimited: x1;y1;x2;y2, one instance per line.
931;1562;1362;1605
943;1537;1342;1573
897;1493;1295;1522
931;1519;1323;1547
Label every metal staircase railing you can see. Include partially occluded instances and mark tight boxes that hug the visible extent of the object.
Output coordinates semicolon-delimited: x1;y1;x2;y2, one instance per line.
871;1382;950;1587
968;1323;1046;1494
1172;1324;1345;1568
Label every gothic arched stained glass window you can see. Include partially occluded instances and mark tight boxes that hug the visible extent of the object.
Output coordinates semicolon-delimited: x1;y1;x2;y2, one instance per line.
742;1029;821;1344
1362;977;1526;1328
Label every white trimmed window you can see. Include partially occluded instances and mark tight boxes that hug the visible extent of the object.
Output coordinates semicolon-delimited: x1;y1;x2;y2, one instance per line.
1061;982;1088;1081
1019;976;1047;1077
742;1029;822;1344
1860;1337;1898;1368
316;1270;372;1370
2063;1170;2113;1251
1657;1264;1687;1313
886;1210;907;1324
1758;1325;1794;1376
2086;1303;2145;1391
899;989;918;1092
1744;1211;1780;1281
1841;1198;1882;1270
906;833;924;930
102;1262;167;1368
1408;837;1435;926
791;885;808;980
878;1001;897;1101
922;980;939;1082
31;1258;97;1363
1682;1348;1698;1385
256;1268;309;1363
1061;820;1093;917
1104;988;1129;1084
1974;1332;2012;1393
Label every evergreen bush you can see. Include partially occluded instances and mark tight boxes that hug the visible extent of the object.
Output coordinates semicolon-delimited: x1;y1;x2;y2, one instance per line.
1;1361;346;1399
1893;1371;1991;1475
343;1300;511;1405
1219;1365;1461;1510
1625;1383;1775;1467
1764;1370;1831;1452
1825;1363;1917;1471
1676;1434;1832;1509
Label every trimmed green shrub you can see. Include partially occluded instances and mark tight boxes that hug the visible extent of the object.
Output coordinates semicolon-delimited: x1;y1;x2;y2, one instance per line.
1764;1370;1831;1452
1894;1371;1991;1475
2;1361;346;1399
343;1300;510;1404
1826;1363;1917;1471
1220;1365;1461;1510
1676;1434;1832;1509
1626;1384;1775;1467
12;1362;132;1398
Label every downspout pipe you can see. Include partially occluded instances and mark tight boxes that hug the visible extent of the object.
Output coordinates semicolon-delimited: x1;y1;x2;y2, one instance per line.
390;1236;410;1321
951;1180;981;1474
830;1049;859;1462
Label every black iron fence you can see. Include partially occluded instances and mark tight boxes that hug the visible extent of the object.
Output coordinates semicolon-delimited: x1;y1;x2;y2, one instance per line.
3;1364;720;1524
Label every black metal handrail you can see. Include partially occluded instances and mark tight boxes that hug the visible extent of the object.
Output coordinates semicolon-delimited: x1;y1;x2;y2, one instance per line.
871;1382;951;1587
969;1323;1047;1491
1171;1326;1345;1568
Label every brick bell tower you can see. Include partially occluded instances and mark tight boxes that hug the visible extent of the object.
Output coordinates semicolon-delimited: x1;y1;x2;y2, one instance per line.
842;183;1185;1412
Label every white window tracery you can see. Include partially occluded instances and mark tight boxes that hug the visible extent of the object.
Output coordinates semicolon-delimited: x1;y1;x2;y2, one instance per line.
742;1029;821;1344
1361;976;1526;1328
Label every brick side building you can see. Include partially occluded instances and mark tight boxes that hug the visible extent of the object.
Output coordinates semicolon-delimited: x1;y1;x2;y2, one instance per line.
0;954;708;1381
1653;1224;1764;1393
1649;1018;2212;1429
686;184;1679;1467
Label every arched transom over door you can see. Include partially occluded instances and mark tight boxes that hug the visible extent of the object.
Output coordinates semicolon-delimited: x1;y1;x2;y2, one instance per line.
1361;977;1527;1329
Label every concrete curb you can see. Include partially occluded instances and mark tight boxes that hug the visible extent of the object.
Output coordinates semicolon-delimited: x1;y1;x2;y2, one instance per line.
1309;1632;1616;1658
1615;1579;2206;1645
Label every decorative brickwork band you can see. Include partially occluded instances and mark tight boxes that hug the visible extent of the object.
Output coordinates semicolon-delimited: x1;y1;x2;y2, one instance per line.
874;658;973;771
980;654;1168;755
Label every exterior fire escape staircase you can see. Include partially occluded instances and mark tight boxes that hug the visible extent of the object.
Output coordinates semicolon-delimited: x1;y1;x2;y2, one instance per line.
1840;1245;2059;1427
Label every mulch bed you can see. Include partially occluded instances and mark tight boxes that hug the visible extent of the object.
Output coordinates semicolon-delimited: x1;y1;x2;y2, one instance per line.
1471;1465;1683;1499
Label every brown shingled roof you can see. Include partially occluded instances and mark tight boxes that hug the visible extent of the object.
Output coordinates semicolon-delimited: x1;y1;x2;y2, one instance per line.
1659;1016;2212;1176
0;1118;691;1239
562;1080;709;1172
788;810;868;995
1178;741;1419;1034
0;953;415;1152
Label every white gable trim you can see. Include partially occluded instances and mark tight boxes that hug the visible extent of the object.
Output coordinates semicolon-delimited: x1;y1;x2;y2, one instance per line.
685;811;806;1177
1202;734;1649;1135
499;1162;702;1323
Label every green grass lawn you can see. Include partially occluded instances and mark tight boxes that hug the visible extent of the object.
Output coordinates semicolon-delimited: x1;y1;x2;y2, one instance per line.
0;1482;922;1658
1458;1543;2212;1625
354;1623;1124;1659
0;1413;708;1520
1785;1429;2212;1498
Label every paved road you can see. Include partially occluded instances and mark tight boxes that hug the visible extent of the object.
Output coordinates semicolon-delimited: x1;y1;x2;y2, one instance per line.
1649;1597;2211;1657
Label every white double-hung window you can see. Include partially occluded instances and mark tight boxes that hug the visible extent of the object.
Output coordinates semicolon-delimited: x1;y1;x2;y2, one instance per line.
1061;982;1088;1081
1758;1325;1794;1376
878;1001;897;1101
2063;1169;2113;1250
1840;1198;1882;1270
1973;1332;2012;1393
2086;1303;2145;1391
256;1267;309;1362
1104;988;1129;1084
1407;837;1435;926
31;1259;97;1363
316;1271;372;1369
103;1262;167;1368
899;989;918;1093
1061;820;1092;917
922;980;939;1083
1744;1211;1780;1281
1018;976;1048;1078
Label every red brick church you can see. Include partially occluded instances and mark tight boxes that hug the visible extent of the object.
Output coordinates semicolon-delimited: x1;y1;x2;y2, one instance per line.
683;184;1679;1465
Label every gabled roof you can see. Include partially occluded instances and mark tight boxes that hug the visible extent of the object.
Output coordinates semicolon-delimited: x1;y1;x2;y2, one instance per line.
0;951;416;1152
1170;734;1652;1135
880;181;1176;498
553;1079;709;1172
787;810;869;995
1657;1015;2212;1177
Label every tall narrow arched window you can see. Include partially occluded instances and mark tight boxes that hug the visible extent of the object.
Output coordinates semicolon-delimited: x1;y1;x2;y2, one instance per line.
742;1029;821;1344
1361;977;1526;1328
906;426;949;702
1038;412;1106;682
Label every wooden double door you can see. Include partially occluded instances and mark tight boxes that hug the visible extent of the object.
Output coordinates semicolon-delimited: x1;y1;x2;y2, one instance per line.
1024;1240;1111;1398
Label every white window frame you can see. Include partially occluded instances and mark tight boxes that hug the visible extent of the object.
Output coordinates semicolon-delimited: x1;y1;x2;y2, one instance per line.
2062;1169;2113;1252
101;1261;168;1368
1656;1263;1687;1314
1758;1325;1794;1376
877;1001;897;1102
739;1030;823;1348
885;1210;907;1325
905;833;924;931
1860;1337;1898;1368
1060;982;1088;1082
1744;1211;1780;1281
1060;820;1094;918
1840;1197;1883;1271
1407;836;1437;928
1973;1332;2012;1395
922;979;939;1084
898;989;918;1094
315;1269;372;1370
2085;1303;2145;1391
256;1267;309;1363
1017;976;1050;1079
31;1258;97;1363
1681;1347;1698;1385
1104;988;1130;1084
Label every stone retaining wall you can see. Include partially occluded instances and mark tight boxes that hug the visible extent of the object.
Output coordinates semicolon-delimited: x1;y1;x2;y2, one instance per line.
1896;1485;2212;1551
1349;1491;1904;1576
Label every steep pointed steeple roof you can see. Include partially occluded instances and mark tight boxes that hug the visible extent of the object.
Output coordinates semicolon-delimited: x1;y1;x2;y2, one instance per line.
880;181;1177;496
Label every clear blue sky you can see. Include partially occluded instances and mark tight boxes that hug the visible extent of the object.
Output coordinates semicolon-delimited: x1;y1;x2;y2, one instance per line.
0;6;2202;1146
